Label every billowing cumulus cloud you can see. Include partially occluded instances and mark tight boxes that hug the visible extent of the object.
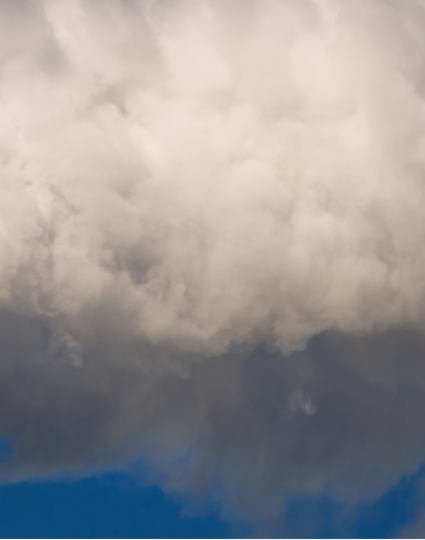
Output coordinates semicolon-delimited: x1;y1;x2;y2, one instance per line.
2;0;425;533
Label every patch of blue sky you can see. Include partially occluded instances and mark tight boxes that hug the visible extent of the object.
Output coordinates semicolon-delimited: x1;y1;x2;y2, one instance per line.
1;437;425;538
284;466;425;538
0;473;230;539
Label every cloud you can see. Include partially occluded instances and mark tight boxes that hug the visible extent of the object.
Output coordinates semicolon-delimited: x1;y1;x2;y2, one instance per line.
1;0;425;532
4;0;425;357
3;312;425;531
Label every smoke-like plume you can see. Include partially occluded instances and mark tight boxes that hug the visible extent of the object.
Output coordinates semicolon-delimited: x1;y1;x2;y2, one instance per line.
2;0;425;533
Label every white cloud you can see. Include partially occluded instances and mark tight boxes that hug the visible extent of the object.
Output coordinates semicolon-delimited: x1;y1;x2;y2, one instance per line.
1;0;425;360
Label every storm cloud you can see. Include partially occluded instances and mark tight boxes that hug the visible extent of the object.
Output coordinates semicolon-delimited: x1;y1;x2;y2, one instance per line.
1;0;425;533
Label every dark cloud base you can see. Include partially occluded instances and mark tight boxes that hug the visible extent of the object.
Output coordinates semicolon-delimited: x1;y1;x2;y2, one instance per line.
1;309;425;532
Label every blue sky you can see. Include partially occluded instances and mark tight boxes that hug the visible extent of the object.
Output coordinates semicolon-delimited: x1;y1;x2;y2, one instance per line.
283;467;425;538
0;475;230;539
0;466;423;538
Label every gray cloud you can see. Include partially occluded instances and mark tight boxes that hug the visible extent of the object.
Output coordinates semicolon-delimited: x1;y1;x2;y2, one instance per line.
2;309;425;533
1;0;425;534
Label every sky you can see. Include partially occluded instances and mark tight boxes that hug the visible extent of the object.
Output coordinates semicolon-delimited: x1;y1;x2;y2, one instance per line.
4;0;425;537
0;467;424;538
0;474;232;539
